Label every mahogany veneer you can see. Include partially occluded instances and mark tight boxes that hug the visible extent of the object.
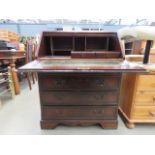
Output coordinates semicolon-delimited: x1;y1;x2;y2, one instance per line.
19;31;147;129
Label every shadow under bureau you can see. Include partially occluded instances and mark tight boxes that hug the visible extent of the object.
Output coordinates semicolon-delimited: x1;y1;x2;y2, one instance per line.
19;31;146;129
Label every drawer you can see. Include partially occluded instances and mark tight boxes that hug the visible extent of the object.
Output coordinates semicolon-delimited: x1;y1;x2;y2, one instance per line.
132;106;155;120
40;91;119;106
39;75;120;91
134;91;155;106
137;75;155;91
42;106;117;120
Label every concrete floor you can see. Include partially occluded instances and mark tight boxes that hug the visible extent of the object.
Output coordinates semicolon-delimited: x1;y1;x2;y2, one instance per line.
0;80;155;135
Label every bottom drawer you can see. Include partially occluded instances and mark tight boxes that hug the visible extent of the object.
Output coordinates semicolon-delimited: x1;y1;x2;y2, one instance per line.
42;106;117;120
132;106;155;120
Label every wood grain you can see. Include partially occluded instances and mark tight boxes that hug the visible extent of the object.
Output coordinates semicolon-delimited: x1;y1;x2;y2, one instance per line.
136;75;155;91
119;73;155;128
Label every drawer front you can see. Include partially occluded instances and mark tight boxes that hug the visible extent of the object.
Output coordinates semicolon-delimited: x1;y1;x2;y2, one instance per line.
137;75;155;91
40;91;119;106
132;106;155;120
134;91;155;106
42;106;117;120
39;76;120;91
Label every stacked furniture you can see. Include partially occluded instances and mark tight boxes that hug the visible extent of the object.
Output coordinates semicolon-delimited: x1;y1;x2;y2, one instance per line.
19;31;146;129
0;51;25;95
0;29;26;95
0;29;20;42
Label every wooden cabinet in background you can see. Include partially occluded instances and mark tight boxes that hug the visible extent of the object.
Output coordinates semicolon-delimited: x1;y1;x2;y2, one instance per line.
125;40;155;63
119;73;155;128
125;41;142;55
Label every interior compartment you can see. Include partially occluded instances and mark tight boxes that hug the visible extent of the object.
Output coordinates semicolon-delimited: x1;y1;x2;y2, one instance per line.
108;37;116;51
74;37;85;51
39;34;121;57
44;37;52;55
52;36;73;50
86;37;108;50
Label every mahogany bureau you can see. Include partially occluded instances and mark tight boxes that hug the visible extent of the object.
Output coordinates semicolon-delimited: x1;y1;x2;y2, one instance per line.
19;31;146;129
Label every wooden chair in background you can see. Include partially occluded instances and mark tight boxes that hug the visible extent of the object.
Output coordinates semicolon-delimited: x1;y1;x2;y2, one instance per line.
25;40;38;90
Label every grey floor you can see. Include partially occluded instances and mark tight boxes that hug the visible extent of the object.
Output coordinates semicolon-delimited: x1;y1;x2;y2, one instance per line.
0;80;155;135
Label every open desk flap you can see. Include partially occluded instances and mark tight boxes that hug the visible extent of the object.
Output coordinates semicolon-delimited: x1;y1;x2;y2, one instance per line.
19;58;147;73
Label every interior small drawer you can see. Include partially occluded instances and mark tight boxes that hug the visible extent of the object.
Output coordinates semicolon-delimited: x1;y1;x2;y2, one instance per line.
38;75;120;91
134;91;155;106
132;106;155;119
41;106;117;120
137;75;155;91
40;91;119;106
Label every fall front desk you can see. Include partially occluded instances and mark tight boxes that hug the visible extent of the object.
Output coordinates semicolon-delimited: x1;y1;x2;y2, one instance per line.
19;31;146;129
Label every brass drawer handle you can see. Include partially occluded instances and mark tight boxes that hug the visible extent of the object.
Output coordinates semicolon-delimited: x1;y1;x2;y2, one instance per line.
55;110;64;115
149;111;155;117
55;80;66;87
93;109;98;113
95;79;105;87
93;109;104;114
94;94;104;100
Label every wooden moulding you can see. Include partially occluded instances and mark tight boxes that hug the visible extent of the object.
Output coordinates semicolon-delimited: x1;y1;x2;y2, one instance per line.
119;107;135;129
40;120;118;129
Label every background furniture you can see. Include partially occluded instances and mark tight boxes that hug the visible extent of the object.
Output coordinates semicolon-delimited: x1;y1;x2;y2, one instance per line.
119;26;155;128
0;50;25;95
25;40;38;90
119;63;155;128
0;29;20;43
124;40;155;63
125;40;155;63
0;67;14;107
124;40;142;55
19;31;146;129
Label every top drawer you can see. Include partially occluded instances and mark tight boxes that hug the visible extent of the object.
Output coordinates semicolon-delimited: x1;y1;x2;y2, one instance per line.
137;75;155;91
38;74;121;91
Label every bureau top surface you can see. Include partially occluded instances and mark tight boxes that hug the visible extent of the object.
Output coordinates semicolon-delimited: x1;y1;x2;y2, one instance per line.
19;57;147;73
